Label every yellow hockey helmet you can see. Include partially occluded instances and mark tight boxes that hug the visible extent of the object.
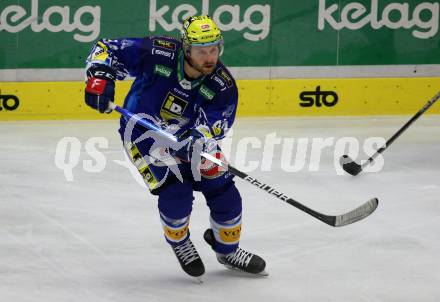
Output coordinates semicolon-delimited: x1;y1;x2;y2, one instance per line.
181;15;224;55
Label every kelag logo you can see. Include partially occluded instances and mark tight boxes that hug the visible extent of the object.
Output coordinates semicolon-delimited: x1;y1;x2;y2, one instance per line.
0;0;101;42
0;92;20;111
149;0;271;41
318;0;439;39
299;86;338;107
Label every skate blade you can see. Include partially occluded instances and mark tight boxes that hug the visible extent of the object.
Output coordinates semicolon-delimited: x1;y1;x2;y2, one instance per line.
193;276;204;284
258;270;269;277
223;265;269;277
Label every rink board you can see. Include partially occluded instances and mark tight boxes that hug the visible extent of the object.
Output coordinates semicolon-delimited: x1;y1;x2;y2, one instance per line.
0;77;439;120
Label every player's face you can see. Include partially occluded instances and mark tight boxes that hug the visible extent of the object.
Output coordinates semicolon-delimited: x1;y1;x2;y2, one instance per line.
189;45;220;75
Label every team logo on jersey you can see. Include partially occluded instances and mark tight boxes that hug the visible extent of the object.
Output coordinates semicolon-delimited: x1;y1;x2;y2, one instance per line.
216;68;233;87
154;64;172;78
199;85;216;101
160;92;188;121
153;39;177;51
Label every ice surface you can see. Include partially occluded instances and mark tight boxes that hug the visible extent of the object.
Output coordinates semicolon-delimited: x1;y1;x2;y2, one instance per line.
1;116;439;302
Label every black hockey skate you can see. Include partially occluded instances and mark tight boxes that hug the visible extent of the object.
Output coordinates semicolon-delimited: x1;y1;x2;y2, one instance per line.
172;239;205;280
203;229;268;276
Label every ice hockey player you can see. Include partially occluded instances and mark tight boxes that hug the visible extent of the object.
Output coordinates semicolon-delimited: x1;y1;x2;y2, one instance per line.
84;15;266;280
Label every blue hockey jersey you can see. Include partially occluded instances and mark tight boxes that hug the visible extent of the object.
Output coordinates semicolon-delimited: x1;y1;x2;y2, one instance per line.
86;36;238;142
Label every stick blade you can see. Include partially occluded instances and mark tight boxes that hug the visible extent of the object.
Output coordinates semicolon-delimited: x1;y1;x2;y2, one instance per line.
334;198;379;227
340;155;363;176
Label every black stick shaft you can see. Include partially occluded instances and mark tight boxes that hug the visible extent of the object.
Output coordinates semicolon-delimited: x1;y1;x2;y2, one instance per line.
227;165;333;225
364;91;440;166
111;103;377;227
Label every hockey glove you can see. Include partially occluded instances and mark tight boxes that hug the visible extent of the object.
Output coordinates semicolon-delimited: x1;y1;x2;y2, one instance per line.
85;65;116;113
171;125;218;162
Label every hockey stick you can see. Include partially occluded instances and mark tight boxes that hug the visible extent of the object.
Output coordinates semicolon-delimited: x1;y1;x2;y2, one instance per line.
340;91;440;176
110;103;378;227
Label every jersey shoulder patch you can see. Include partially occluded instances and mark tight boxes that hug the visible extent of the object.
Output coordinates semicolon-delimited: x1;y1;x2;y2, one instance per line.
148;36;181;61
200;68;237;102
208;65;236;92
